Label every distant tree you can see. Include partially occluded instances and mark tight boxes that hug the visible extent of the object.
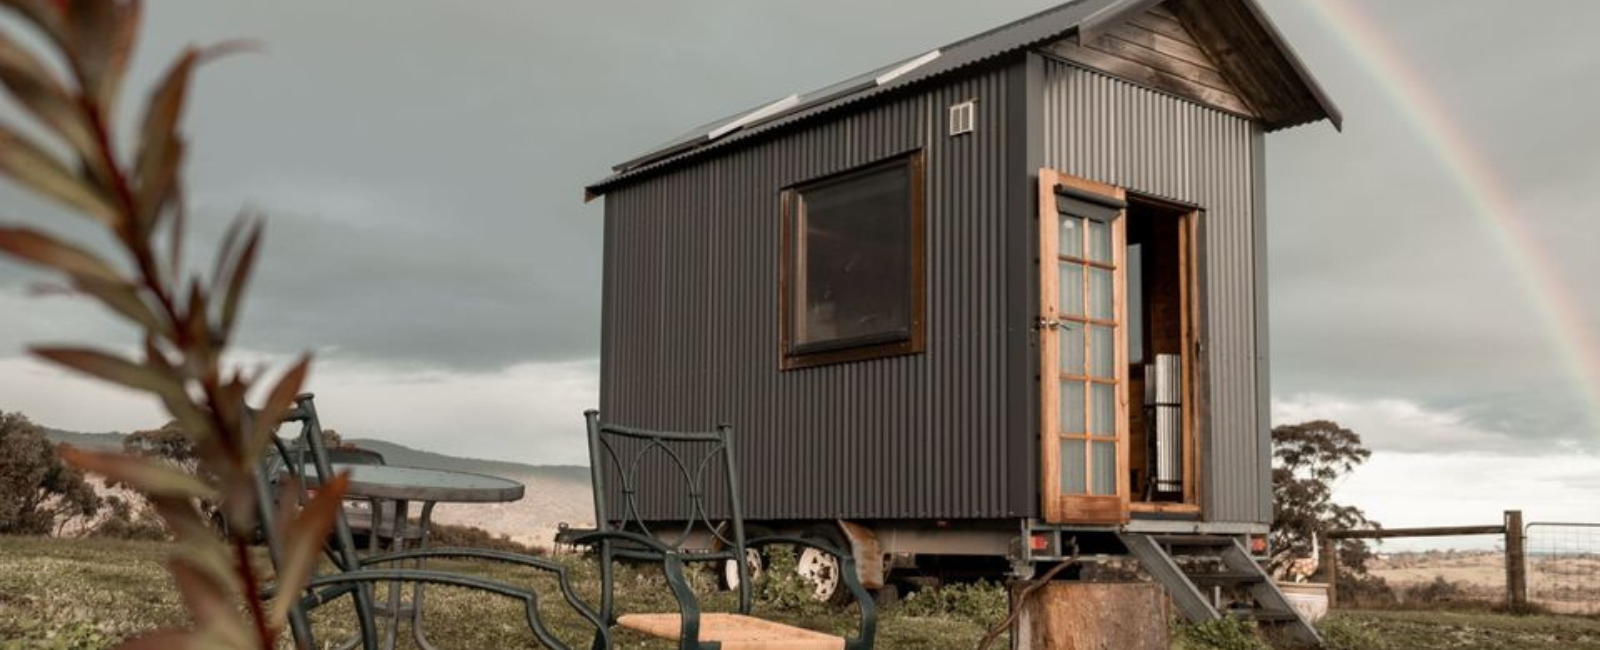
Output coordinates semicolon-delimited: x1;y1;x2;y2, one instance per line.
123;421;200;473
1270;419;1380;579
0;411;101;535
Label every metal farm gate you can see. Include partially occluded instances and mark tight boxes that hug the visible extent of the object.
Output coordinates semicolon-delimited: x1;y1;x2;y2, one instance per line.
1526;522;1600;615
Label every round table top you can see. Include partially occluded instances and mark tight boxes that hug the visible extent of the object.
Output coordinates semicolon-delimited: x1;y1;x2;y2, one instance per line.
305;464;525;503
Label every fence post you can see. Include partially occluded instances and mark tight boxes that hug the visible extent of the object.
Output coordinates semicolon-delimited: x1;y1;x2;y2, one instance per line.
1321;533;1338;608
1505;510;1527;612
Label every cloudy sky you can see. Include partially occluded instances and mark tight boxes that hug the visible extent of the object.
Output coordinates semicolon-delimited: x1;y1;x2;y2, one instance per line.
2;1;1596;544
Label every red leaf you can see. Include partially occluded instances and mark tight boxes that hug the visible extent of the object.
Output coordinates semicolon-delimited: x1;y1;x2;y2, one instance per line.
0;226;121;283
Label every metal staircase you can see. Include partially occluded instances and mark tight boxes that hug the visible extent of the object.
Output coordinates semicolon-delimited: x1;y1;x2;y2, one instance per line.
1118;533;1320;645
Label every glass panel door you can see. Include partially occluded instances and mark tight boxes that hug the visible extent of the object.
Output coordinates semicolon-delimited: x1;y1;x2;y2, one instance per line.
1038;169;1129;524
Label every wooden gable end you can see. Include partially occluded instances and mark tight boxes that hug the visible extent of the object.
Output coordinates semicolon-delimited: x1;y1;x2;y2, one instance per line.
1041;3;1258;118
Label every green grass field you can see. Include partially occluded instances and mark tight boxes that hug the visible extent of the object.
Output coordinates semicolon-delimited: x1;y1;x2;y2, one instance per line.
4;535;1599;649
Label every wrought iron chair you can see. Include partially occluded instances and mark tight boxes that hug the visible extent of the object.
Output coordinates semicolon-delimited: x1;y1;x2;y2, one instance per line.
257;394;616;650
583;410;877;650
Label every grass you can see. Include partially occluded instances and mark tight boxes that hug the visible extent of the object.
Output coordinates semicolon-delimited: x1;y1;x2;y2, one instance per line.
0;535;996;649
5;535;1600;649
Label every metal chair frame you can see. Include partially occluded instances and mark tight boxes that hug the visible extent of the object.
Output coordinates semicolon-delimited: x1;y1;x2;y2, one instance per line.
584;410;877;650
257;394;628;650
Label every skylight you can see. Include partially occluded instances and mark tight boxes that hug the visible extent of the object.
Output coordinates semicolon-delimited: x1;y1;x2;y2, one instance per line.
874;50;941;86
708;94;802;140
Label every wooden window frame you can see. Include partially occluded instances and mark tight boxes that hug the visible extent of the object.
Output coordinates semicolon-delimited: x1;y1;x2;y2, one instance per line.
779;152;927;371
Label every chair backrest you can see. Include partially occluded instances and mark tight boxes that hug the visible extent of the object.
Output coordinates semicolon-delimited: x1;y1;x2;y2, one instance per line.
253;393;376;649
584;410;747;558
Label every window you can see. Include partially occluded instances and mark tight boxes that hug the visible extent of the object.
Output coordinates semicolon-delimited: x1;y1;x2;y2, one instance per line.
781;153;925;369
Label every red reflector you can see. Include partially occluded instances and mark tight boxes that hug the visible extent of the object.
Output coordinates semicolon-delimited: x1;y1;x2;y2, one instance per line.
1250;535;1268;554
1030;533;1049;551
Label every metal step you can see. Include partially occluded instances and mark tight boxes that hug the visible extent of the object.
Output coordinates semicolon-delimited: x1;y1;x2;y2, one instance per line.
1187;571;1264;585
1119;533;1321;646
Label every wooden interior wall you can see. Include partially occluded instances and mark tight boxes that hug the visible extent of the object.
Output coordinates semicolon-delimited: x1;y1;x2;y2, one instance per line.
1040;4;1257;119
1126;208;1183;498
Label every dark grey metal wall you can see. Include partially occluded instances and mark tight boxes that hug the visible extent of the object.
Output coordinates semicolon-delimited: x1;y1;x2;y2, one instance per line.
600;64;1024;522
1038;57;1271;525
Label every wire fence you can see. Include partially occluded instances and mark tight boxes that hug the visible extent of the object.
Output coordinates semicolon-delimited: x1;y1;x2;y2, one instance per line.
1526;522;1600;615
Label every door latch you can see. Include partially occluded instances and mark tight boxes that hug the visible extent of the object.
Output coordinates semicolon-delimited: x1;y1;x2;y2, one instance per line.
1037;317;1063;331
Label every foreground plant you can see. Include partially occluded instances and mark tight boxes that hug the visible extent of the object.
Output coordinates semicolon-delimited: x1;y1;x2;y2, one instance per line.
0;1;346;647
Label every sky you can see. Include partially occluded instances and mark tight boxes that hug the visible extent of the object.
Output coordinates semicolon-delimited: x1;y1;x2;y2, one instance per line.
1;1;1597;546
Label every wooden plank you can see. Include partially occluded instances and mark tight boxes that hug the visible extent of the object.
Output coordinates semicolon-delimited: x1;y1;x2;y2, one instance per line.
1012;582;1170;650
1039;168;1063;524
1129;12;1192;43
1327;525;1505;540
1180;210;1199;508
1042;41;1257;118
618;613;845;650
1109;22;1219;72
1506;510;1528;610
1087;36;1240;96
1129;501;1200;514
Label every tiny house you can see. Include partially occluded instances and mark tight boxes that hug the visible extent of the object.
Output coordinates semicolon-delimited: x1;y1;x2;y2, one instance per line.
583;0;1339;628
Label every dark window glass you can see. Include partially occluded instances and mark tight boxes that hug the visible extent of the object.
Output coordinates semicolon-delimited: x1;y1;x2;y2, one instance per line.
783;155;923;367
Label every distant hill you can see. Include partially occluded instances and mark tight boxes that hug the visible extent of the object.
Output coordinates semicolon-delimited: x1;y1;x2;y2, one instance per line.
344;439;589;484
38;427;126;451
40;428;587;484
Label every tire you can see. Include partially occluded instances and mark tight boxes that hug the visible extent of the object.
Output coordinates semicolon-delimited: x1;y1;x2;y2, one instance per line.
721;524;775;591
796;524;854;606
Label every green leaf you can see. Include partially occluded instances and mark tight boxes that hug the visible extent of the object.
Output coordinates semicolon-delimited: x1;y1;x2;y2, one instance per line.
133;46;195;229
266;472;347;628
0;1;68;46
31;345;181;395
73;276;169;336
65;0;116;102
0;29;97;157
0;126;120;226
247;355;310;461
0;226;122;283
60;445;217;499
218;217;261;339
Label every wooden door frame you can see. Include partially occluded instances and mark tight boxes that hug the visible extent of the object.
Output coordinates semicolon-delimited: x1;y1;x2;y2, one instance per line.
1039;168;1130;524
1126;201;1204;515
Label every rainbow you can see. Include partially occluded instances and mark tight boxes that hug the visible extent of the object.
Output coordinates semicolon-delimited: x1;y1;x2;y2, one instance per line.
1304;0;1600;431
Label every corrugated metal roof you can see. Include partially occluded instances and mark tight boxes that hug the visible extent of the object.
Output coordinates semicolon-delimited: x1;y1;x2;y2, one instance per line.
584;0;1337;198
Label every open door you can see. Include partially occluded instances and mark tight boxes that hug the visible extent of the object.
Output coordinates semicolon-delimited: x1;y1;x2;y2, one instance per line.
1039;169;1130;524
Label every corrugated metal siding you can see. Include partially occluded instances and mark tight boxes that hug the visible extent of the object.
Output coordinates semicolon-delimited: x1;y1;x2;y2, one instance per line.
1039;58;1270;525
601;66;1021;522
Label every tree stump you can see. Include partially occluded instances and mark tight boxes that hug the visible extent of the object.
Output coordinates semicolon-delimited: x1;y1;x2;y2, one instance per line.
1011;582;1169;650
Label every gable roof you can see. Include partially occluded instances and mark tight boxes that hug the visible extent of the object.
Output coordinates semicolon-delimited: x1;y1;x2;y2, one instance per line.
585;0;1339;199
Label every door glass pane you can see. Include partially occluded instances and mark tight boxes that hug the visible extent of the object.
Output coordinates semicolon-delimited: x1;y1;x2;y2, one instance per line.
1089;382;1115;435
1087;219;1112;264
1090;441;1116;495
1059;380;1085;434
1059;215;1083;259
1089;325;1114;378
1089;267;1114;320
1060;438;1086;495
1060;322;1084;376
1060;263;1084;318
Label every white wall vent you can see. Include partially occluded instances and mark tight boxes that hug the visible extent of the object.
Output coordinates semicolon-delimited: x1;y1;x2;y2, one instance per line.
949;100;975;137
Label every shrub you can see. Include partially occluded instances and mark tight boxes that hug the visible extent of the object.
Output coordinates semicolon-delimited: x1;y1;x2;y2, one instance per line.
897;580;1008;624
1172;617;1269;650
0;412;100;535
1403;576;1466;605
428;523;545;556
1317;615;1392;650
754;545;826;613
85;496;168;541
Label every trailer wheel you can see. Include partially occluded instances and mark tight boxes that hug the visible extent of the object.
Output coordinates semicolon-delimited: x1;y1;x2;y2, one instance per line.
721;524;774;591
796;524;853;605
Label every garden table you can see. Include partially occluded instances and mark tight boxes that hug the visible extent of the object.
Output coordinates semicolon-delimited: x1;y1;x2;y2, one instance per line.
307;464;525;650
